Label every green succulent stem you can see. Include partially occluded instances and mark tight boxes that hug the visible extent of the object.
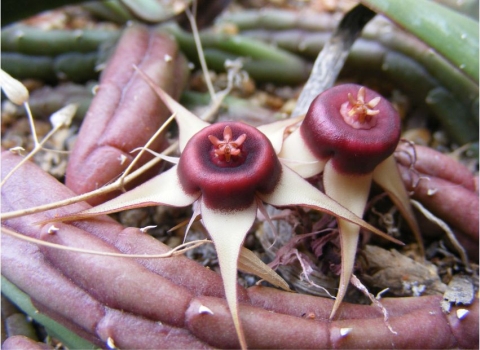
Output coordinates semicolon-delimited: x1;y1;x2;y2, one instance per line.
1;25;120;56
2;5;478;142
160;22;310;85
426;87;479;144
81;0;136;24
221;9;478;118
1;275;97;349
360;0;479;83
219;7;478;142
2;52;102;83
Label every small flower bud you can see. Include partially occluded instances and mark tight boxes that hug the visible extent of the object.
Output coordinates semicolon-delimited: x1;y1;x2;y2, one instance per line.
0;69;29;105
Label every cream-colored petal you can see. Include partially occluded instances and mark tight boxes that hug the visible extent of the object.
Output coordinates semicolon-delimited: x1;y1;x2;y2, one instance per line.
322;161;373;319
259;165;400;243
323;163;373;216
373;155;424;254
257;115;304;154
133;66;209;151
200;200;257;350
55;166;198;221
278;127;325;178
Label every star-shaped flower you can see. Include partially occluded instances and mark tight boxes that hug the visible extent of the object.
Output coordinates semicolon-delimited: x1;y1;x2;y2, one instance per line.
55;73;399;349
279;83;422;319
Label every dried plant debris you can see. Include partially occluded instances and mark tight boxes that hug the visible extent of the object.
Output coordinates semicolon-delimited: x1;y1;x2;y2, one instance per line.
441;274;475;313
259;207;341;298
360;245;447;297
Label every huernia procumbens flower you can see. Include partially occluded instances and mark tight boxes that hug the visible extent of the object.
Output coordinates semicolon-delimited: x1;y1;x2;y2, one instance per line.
279;84;421;319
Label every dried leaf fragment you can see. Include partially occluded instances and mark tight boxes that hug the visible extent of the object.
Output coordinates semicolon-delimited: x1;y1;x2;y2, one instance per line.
361;245;447;297
237;246;291;292
441;275;475;313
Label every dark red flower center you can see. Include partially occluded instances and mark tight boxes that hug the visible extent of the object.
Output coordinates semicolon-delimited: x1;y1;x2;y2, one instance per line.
300;84;401;175
178;122;282;210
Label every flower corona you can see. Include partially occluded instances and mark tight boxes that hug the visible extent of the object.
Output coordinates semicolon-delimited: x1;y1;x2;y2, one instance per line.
178;122;282;210
300;84;401;174
341;86;381;129
208;125;246;164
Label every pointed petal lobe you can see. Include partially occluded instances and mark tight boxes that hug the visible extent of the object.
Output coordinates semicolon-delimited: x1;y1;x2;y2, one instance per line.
322;161;373;319
278;128;325;178
134;66;209;151
53;166;198;222
373;155;424;254
200;200;258;350
259;165;402;244
257;115;304;154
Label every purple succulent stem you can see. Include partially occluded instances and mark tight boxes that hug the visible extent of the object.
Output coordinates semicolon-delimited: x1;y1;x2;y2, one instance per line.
396;144;476;192
2;336;53;350
2;144;478;348
395;143;479;260
65;24;189;205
